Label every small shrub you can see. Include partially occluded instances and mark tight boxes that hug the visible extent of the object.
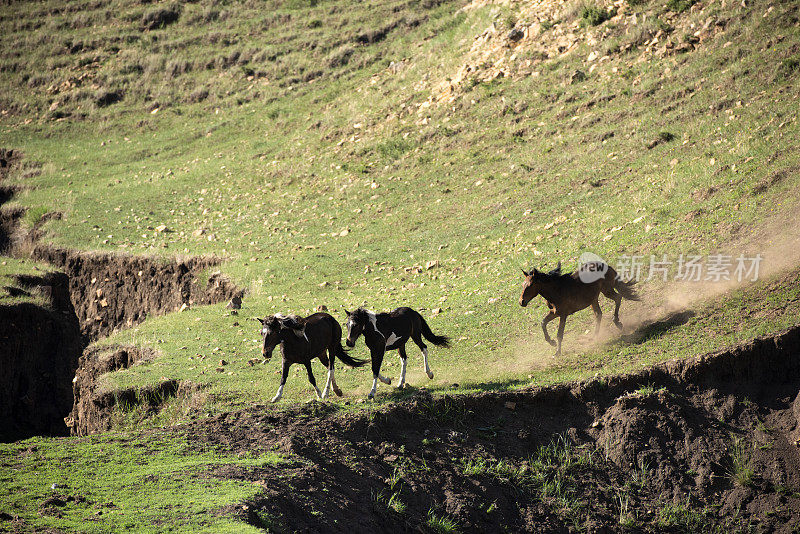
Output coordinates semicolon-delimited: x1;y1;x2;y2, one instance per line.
142;4;182;30
580;5;614;27
666;0;695;12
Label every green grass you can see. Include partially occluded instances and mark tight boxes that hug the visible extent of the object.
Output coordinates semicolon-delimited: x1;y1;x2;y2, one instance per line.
1;0;800;528
0;431;287;533
426;508;459;533
0;0;797;417
726;434;755;487
0;256;57;306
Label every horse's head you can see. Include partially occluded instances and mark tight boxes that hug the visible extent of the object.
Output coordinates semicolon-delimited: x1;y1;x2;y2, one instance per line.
519;268;543;307
520;263;563;306
256;314;307;360
344;308;367;347
257;315;282;360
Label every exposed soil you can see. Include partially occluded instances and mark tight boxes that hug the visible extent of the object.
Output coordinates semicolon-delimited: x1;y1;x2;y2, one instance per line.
31;245;242;340
0;272;83;441
180;326;800;532
0;148;23;253
66;345;204;436
1;148;243;440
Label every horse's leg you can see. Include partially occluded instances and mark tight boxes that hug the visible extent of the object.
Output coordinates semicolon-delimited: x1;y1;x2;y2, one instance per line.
411;332;433;379
304;361;322;400
591;298;602;337
327;348;343;397
368;348;388;399
604;288;624;330
320;351;332;399
397;344;408;389
272;359;290;403
555;315;567;358
541;310;557;347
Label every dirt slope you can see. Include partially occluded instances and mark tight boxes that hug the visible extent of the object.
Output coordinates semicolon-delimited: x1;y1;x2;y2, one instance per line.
181;325;800;532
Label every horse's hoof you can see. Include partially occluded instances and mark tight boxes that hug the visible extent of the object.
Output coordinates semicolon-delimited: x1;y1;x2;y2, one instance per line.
427;371;434;379
368;393;375;400
547;339;557;347
397;383;405;390
271;397;280;403
614;321;623;330
334;388;343;397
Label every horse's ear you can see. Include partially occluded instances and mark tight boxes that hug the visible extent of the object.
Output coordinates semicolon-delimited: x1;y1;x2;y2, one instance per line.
252;317;266;325
521;269;529;277
345;309;351;316
532;267;541;277
556;261;561;271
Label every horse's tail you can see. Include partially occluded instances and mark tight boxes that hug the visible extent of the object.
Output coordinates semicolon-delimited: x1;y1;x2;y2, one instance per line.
334;343;368;368
418;312;451;347
615;278;641;301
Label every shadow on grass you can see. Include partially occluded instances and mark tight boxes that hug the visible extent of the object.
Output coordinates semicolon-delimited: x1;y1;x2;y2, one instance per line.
378;376;531;402
620;310;696;345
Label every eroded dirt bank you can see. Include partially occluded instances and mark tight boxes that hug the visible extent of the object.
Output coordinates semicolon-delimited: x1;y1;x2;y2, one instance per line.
32;245;242;340
1;148;243;440
0;273;83;441
186;326;800;532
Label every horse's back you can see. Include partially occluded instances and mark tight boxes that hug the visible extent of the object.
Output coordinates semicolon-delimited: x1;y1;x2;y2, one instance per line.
305;312;342;339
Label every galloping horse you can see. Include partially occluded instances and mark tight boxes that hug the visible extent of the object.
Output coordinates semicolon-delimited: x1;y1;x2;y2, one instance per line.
519;262;639;357
344;307;450;399
257;312;367;402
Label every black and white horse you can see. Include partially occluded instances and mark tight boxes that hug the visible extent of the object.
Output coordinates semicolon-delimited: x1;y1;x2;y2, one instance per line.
257;312;367;403
344;307;450;399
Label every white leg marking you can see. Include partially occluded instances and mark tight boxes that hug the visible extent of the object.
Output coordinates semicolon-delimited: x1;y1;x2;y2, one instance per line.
271;385;284;403
368;377;378;399
321;369;333;399
423;348;434;379
378;373;392;385
398;357;407;388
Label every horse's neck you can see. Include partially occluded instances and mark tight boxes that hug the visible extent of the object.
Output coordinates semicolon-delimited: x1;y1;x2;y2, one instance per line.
364;316;386;346
538;277;571;304
280;333;309;355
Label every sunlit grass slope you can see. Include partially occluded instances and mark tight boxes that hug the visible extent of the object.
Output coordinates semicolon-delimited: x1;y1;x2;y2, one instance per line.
2;0;799;410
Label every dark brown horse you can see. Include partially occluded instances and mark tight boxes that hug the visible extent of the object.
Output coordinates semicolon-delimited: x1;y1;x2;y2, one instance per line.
519;262;639;357
257;312;367;402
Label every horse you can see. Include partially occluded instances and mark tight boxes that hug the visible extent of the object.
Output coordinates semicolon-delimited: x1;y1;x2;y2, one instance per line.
257;312;367;403
519;261;639;357
344;307;450;399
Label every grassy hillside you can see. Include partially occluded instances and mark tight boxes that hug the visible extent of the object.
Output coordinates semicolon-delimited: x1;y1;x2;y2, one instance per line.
2;0;800;405
2;0;800;528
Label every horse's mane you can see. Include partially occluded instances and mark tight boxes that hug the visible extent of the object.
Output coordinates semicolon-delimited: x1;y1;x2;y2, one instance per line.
350;307;370;322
